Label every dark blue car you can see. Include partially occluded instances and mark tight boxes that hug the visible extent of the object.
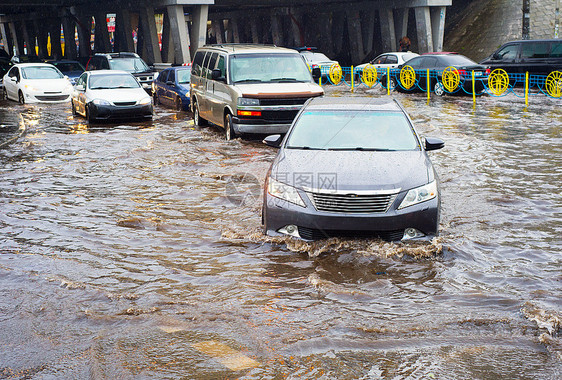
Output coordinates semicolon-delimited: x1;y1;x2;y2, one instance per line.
152;66;191;111
48;60;85;85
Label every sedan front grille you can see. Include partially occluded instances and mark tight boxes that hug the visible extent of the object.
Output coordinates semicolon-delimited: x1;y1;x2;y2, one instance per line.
309;192;397;213
36;95;69;101
113;101;137;106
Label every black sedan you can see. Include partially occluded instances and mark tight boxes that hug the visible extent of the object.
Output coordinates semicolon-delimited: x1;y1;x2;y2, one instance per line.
262;97;444;242
396;53;490;95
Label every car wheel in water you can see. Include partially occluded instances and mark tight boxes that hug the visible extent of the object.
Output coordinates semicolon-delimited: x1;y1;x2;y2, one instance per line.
224;113;236;141
71;100;77;115
153;92;159;105
174;97;181;111
85;106;93;123
18;91;25;104
434;81;445;96
2;88;6;100
193;101;207;126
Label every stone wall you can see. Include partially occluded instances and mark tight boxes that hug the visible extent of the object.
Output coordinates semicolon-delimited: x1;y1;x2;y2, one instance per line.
444;0;522;62
530;0;560;39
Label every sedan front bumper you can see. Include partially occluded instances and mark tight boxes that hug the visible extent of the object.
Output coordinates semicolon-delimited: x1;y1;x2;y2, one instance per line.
263;189;440;241
88;103;153;121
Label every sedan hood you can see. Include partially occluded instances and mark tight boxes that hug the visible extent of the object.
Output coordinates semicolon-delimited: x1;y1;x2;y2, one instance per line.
236;82;323;98
271;149;432;192
87;88;149;103
25;78;71;92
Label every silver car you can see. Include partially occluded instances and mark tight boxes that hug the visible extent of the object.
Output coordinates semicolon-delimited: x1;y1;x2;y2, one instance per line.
190;44;323;140
71;70;153;123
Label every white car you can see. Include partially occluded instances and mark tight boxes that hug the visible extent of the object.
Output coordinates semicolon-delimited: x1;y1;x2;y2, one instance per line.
354;52;419;86
299;48;339;78
2;63;73;104
71;70;153;123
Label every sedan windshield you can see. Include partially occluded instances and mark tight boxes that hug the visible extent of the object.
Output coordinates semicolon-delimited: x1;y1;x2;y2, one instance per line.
286;110;419;151
21;66;63;79
89;74;140;89
109;57;150;73
230;54;312;83
177;69;191;84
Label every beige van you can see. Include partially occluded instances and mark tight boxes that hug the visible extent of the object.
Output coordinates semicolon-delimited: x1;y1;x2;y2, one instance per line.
190;44;323;140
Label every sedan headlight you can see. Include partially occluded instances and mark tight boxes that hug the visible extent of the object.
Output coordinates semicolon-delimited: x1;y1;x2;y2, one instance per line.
238;97;259;106
138;97;151;105
92;99;111;105
398;181;437;209
24;84;39;92
267;177;306;208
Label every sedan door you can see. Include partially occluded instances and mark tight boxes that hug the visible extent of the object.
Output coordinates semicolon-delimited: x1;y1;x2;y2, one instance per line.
73;73;88;116
4;67;19;100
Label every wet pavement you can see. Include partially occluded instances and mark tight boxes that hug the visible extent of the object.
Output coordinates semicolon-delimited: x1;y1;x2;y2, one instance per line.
0;88;561;379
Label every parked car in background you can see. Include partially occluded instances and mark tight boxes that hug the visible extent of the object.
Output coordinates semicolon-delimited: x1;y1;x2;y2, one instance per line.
10;55;42;64
190;44;323;140
48;60;85;84
297;47;339;78
2;63;72;104
397;52;489;95
262;96;444;241
86;52;156;93
480;39;562;75
71;70;153;123
354;51;419;87
152;66;191;111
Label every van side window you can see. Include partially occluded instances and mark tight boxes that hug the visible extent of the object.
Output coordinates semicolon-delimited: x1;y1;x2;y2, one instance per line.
192;51;205;77
522;42;549;59
202;52;212;78
496;44;518;60
206;53;218;79
217;55;226;78
550;42;562;58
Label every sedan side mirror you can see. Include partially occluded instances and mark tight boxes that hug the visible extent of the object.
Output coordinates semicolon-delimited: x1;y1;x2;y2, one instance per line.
166;80;174;86
75;84;85;91
492;53;500;60
424;137;445;151
263;134;283;148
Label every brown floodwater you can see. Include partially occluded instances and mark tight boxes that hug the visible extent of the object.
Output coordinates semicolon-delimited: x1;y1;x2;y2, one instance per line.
0;88;560;379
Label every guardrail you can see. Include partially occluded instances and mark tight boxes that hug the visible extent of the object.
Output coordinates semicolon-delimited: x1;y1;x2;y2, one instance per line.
318;64;562;105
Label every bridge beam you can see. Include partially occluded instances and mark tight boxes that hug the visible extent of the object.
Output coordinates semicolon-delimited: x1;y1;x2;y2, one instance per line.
166;4;191;64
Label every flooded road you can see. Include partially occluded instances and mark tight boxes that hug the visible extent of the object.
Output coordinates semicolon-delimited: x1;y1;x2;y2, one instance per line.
0;89;560;379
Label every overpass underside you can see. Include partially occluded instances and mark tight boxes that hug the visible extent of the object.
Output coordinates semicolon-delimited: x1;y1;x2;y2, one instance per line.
0;0;451;66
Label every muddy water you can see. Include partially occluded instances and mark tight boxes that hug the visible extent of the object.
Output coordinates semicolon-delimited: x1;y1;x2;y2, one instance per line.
0;90;560;379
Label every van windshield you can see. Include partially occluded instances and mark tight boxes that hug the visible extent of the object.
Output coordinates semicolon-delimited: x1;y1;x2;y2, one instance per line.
230;53;312;83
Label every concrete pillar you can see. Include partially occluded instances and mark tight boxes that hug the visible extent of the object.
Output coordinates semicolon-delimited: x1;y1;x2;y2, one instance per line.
250;20;259;44
289;9;304;47
9;22;23;56
49;19;63;59
346;10;365;64
394;8;409;51
139;6;162;64
62;17;77;59
271;15;282;46
94;12;111;53
414;6;433;53
115;10;135;53
161;11;173;62
0;23;12;55
212;20;224;44
230;18;240;43
167;5;190;64
21;21;34;56
190;5;209;57
379;8;396;54
218;19;227;44
332;13;345;56
430;6;446;52
362;10;376;56
76;16;92;58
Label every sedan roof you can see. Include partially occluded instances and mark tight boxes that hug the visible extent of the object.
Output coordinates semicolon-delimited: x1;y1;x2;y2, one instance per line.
305;96;403;112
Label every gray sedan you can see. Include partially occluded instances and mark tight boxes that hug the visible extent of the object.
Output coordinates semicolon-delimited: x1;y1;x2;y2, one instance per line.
262;96;444;241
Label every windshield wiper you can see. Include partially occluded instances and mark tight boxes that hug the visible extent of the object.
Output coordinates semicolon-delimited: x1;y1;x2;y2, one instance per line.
286;146;324;150
328;147;396;151
270;78;302;82
234;79;263;83
90;86;112;89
